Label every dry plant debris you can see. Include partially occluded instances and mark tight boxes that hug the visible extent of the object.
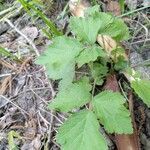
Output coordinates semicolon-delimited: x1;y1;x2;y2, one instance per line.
0;0;150;149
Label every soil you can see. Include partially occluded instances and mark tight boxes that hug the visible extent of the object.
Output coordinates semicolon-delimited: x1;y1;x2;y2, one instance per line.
0;0;150;149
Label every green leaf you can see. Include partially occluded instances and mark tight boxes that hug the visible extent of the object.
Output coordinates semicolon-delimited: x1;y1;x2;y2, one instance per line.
0;46;18;60
56;110;108;150
114;56;128;71
76;45;106;67
58;62;75;90
89;62;108;85
19;0;62;36
8;130;21;150
69;11;128;43
131;79;150;107
48;77;92;112
85;5;100;16
69;15;101;44
92;91;133;134
100;18;129;41
36;36;83;88
119;0;125;13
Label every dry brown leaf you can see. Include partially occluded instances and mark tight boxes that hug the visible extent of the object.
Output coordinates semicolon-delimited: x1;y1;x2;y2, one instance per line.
115;134;140;150
24;113;37;140
97;34;117;54
31;134;41;150
18;57;32;74
21;135;41;150
115;92;140;150
104;74;119;92
0;75;11;95
69;0;90;17
104;74;140;150
106;1;121;16
0;59;17;71
97;35;128;61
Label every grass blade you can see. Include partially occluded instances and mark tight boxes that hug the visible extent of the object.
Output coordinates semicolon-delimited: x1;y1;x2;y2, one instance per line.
0;46;18;60
18;0;62;36
119;0;125;13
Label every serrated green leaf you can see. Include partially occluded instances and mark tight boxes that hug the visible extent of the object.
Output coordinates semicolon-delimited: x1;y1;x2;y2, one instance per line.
92;91;133;134
69;14;103;44
95;12;114;32
36;36;83;88
76;45;106;67
89;62;108;85
131;79;150;107
56;110;108;150
70;11;128;43
48;77;92;112
85;5;100;16
88;12;129;41
58;62;75;90
114;56;128;71
100;18;129;41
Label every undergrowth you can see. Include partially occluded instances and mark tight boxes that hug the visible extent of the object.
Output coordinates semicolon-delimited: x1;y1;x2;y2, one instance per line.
18;0;62;38
36;5;150;150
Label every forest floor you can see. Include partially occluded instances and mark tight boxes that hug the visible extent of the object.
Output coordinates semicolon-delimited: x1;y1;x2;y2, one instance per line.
0;0;150;149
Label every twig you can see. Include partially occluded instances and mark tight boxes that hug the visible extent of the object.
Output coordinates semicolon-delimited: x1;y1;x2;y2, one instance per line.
0;95;29;115
4;18;40;56
0;6;16;16
0;73;11;78
118;80;129;102
40;108;63;124
38;110;50;127
131;38;150;45
0;1;21;17
119;5;150;17
47;110;55;148
131;58;150;68
18;57;32;73
132;20;149;46
57;113;67;121
44;79;56;148
37;114;42;134
0;75;11;95
30;88;48;105
0;59;17;71
128;91;141;148
0;4;23;22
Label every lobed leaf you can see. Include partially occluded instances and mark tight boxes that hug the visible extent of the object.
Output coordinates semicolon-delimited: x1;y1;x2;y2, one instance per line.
89;62;108;85
76;45;106;67
70;10;129;44
92;91;133;134
131;79;150;107
69;15;101;44
85;5;100;16
48;77;92;112
56;110;108;150
99;17;129;41
36;36;83;88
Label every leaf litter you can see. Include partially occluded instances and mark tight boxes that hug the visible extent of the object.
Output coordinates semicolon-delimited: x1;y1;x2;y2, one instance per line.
0;0;150;149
